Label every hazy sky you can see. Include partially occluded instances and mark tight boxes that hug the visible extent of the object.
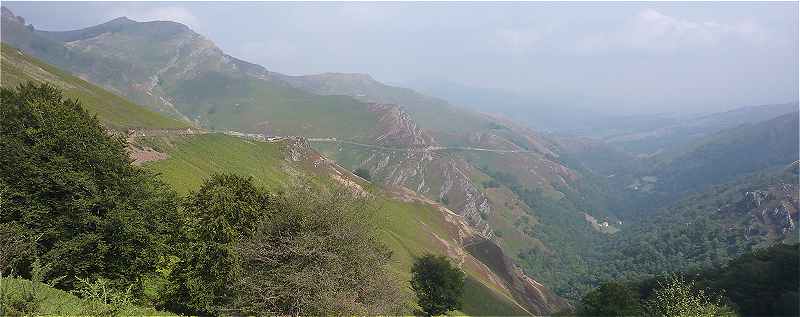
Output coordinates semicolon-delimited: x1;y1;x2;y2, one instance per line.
5;1;799;114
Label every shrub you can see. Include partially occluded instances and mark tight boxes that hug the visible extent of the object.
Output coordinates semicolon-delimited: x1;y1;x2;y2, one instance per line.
644;275;736;317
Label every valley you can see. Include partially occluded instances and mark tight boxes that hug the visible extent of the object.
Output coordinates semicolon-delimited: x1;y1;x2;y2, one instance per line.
1;4;797;316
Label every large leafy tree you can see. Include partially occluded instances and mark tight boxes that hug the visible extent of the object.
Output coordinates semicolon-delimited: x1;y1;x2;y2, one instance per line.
579;282;642;316
410;254;465;316
164;173;270;314
0;83;180;290
232;183;404;315
167;175;404;316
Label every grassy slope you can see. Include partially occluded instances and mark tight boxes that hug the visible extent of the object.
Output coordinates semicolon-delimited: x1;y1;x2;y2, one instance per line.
0;278;172;316
141;134;288;194
142;133;529;316
284;73;491;138
0;44;188;130
166;72;380;140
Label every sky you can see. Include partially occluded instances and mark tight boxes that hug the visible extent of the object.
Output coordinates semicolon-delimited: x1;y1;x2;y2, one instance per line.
4;1;799;114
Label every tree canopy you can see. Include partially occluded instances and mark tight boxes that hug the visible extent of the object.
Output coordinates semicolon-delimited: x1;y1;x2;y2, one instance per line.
410;254;465;316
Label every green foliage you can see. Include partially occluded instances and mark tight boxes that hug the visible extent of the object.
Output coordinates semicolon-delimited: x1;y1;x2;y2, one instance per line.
0;278;171;316
71;277;135;315
0;83;180;291
233;183;405;315
166;174;269;314
410;254;465;316
579;282;642;316
698;243;799;317
643;275;736;317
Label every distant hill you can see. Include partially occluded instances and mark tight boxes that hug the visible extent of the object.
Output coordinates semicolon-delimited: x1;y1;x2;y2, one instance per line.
279;72;491;141
604;102;799;156
650;112;799;194
0;43;188;130
594;162;799;284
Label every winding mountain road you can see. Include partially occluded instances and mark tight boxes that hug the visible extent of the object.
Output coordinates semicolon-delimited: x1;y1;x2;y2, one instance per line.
125;129;537;155
307;138;538;154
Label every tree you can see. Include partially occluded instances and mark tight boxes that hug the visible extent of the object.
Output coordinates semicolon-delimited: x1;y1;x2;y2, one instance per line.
644;275;736;317
0;83;180;290
353;168;371;181
232;183;405;315
410;254;465;316
579;282;642;316
166;173;270;315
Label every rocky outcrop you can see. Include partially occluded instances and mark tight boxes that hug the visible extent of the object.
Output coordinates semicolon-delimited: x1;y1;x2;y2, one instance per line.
285;136;314;162
355;104;494;237
735;181;798;240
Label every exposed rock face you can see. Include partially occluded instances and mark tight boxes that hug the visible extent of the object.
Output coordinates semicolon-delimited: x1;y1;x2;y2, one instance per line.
355;104;493;236
736;182;798;240
369;103;434;147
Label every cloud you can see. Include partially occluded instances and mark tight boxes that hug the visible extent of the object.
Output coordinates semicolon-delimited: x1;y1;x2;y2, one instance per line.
576;9;769;54
106;6;200;29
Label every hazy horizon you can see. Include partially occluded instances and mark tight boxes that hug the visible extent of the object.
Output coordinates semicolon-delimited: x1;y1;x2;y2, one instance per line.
4;1;798;114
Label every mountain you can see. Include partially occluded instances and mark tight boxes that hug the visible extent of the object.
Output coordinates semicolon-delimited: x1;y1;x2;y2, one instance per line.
0;43;187;130
593;162;799;284
1;7;381;140
278;72;491;141
647;112;799;194
1;8;579;314
604;102;799;156
133;132;571;315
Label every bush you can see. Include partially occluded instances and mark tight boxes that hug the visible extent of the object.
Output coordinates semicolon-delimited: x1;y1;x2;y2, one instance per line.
410;254;465;316
644;275;736;317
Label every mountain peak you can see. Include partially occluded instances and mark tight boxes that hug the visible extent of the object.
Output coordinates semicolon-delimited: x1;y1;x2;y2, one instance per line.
1;6;25;25
108;16;136;24
317;72;376;83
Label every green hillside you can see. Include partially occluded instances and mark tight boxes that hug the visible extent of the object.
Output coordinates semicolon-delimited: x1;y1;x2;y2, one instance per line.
0;44;188;130
653;112;799;193
140;133;529;316
281;73;491;139
165;73;380;140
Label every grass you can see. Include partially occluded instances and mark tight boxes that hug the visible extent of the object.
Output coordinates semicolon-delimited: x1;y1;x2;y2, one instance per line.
0;44;189;131
0;278;172;316
141;133;289;194
142;133;530;316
